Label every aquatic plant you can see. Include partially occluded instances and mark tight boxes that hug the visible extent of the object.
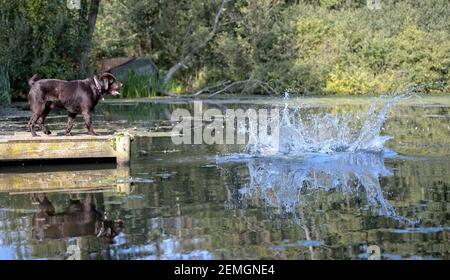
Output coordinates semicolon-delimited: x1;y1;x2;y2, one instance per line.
118;70;185;98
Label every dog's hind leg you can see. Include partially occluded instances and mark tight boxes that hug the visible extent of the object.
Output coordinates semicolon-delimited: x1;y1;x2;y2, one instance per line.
28;114;39;137
37;103;52;135
65;112;77;136
28;102;45;137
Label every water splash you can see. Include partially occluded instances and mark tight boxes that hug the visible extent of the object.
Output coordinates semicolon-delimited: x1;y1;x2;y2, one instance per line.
218;90;420;225
228;153;417;225
244;93;413;156
219;90;420;227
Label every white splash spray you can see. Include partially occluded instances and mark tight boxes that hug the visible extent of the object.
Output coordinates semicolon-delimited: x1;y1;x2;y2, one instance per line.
244;93;412;156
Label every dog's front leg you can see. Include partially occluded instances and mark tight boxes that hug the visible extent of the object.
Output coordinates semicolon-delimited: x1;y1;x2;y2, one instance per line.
82;111;97;136
38;118;51;135
65;112;77;136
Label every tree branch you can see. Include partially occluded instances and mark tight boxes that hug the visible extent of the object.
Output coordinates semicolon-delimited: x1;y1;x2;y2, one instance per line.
162;0;228;85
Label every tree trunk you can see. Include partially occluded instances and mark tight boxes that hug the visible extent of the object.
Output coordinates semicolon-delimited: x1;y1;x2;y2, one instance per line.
79;0;101;74
162;47;198;85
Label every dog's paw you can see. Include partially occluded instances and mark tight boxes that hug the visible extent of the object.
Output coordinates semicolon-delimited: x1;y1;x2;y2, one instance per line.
65;132;73;136
44;130;52;135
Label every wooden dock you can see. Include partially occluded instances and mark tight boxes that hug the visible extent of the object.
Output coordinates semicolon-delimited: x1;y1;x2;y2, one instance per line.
0;132;132;165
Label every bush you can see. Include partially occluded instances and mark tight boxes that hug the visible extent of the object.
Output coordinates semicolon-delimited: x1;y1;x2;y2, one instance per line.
3;0;449;98
292;0;449;95
205;0;450;95
0;0;94;100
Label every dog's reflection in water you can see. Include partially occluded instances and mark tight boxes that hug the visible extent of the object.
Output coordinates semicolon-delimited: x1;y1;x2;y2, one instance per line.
31;193;123;244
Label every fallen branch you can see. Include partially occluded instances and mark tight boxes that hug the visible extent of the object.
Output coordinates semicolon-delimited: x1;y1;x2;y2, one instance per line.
204;79;279;97
190;80;231;96
208;80;249;97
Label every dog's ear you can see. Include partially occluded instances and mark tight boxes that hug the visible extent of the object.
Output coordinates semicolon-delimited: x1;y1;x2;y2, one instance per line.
100;73;117;90
101;75;109;90
102;77;109;90
100;74;109;90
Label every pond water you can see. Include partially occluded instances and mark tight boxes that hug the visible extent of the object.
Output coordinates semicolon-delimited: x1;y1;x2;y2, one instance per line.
0;95;449;260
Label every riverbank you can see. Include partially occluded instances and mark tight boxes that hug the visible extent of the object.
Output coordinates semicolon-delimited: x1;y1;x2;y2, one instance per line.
3;94;450;116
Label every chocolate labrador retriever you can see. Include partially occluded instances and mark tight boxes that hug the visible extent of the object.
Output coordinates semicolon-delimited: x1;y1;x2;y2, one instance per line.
27;73;122;136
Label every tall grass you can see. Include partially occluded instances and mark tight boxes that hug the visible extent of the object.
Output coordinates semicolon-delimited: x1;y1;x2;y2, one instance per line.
0;66;11;105
119;70;161;98
119;70;185;98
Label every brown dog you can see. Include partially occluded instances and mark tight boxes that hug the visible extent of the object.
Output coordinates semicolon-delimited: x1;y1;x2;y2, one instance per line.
27;73;122;136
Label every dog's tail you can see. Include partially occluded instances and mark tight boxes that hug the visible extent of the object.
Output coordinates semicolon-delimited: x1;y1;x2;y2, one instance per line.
28;74;38;87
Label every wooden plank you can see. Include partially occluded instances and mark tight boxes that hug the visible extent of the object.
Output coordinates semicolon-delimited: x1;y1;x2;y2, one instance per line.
0;130;180;164
0;138;115;160
0;132;131;164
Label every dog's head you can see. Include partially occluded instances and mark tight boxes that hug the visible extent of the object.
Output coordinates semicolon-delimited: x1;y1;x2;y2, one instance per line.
94;73;122;96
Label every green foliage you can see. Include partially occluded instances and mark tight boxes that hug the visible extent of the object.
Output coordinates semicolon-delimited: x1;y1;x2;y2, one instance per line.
2;0;449;98
92;0;134;59
205;0;302;93
106;0;445;95
301;0;450;95
0;0;95;100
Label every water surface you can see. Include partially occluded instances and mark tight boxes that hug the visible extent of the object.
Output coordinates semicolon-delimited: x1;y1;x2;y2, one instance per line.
0;95;449;260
